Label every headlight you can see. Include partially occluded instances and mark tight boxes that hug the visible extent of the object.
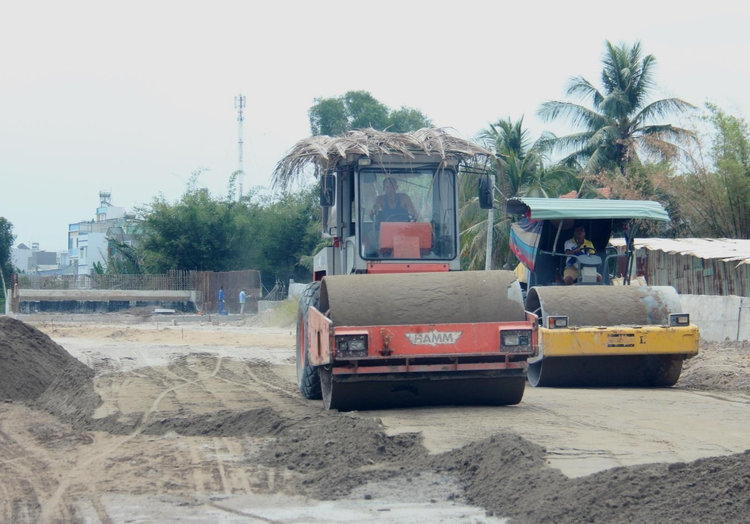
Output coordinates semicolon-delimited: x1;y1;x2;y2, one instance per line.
501;330;532;353
547;316;569;329
336;335;368;357
669;314;690;326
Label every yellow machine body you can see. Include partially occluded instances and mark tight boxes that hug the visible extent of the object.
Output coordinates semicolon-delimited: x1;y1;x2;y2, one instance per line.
538;324;699;358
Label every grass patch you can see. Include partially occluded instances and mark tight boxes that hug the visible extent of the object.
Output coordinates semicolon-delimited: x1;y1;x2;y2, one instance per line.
268;298;299;327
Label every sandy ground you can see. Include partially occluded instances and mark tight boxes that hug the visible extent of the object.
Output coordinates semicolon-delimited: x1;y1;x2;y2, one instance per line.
2;317;749;523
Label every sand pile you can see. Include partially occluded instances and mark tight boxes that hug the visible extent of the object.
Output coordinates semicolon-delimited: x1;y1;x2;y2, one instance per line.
434;434;750;524
0;317;90;402
259;413;424;499
680;339;750;392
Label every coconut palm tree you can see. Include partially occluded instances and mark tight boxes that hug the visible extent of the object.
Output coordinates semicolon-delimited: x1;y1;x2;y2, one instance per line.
459;118;577;269
538;41;695;174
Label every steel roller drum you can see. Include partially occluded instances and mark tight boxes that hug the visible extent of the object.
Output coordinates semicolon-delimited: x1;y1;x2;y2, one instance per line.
525;285;683;328
320;270;526;327
526;286;685;388
316;270;527;410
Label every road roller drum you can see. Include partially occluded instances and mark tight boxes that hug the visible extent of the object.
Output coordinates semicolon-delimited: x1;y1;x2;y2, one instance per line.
308;271;533;410
526;285;694;388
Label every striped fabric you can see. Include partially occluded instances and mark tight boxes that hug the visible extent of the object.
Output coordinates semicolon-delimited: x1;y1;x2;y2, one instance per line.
510;217;543;271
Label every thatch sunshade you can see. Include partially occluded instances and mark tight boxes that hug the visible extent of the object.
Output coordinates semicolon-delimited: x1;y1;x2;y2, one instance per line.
272;127;495;190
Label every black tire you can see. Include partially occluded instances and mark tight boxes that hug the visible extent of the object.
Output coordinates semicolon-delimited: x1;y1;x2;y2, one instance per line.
647;355;683;387
529;355;685;388
296;282;322;399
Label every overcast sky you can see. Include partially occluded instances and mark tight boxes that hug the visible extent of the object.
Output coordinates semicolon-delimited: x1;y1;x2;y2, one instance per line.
1;0;748;251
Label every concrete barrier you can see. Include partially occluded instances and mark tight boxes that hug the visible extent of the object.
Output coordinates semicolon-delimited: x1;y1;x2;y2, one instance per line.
288;283;307;300
680;294;748;342
17;289;198;314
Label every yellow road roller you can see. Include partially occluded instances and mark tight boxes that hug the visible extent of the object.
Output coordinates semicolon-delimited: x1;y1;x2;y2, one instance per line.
507;197;699;387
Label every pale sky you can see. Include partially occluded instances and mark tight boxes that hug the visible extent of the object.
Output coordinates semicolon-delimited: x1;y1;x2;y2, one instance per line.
1;0;748;251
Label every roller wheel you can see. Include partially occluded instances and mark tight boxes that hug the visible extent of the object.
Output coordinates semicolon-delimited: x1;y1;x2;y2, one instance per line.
647;355;683;387
529;355;684;388
296;282;322;400
320;366;348;411
320;370;525;412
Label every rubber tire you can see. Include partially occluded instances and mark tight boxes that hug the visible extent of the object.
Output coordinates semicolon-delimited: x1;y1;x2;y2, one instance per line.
319;366;338;411
529;355;684;388
321;370;525;412
296;282;322;400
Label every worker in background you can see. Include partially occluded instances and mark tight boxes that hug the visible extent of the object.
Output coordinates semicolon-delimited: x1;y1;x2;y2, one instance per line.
239;288;247;315
563;225;601;285
218;286;226;314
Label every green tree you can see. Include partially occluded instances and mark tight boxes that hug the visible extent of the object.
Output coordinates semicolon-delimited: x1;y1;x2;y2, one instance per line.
308;97;348;136
459;118;577;270
0;218;15;312
344;91;390;130
137;171;253;272
239;186;321;283
136;170;322;282
538;41;695;173
387;106;433;133
308;91;432;135
678;104;750;238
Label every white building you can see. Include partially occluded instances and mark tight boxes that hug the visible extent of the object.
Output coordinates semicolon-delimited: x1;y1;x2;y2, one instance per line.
11;243;32;272
68;191;136;276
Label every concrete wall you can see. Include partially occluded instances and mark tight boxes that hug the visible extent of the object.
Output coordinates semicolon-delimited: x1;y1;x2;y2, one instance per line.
680;294;749;342
288;283;307;300
16;289;198;314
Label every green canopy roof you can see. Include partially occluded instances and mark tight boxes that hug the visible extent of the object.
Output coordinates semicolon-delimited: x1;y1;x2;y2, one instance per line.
506;197;670;222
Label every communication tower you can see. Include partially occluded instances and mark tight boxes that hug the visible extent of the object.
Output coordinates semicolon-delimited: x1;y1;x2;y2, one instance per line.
234;93;246;200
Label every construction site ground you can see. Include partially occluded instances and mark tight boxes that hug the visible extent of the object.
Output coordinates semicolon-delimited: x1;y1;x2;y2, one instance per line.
2;314;750;523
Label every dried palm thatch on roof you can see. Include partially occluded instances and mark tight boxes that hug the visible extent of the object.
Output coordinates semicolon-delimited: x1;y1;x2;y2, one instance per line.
272;127;495;189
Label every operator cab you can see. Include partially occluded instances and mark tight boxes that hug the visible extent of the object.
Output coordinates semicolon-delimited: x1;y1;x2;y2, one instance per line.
316;153;490;278
507;197;640;288
358;168;457;261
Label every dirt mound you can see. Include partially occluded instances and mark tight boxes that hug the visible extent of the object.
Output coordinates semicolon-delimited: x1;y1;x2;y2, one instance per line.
0;317;90;402
259;413;425;499
432;433;750;524
35;364;105;429
141;407;288;437
681;339;750;392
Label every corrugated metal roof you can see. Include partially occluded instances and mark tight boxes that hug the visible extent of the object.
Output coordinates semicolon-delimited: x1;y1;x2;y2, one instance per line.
506;197;670;221
610;238;750;266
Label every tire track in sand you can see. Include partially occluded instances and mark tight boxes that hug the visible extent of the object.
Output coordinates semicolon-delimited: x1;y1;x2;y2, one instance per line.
38;357;225;523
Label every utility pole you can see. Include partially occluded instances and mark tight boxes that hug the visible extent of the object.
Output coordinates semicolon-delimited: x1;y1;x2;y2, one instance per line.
484;174;496;271
234;93;246;201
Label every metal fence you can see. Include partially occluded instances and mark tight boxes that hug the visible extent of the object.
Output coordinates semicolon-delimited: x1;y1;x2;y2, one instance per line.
631;249;750;297
194;270;262;314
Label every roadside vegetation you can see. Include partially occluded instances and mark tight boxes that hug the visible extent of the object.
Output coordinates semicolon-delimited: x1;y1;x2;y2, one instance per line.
0;217;14;312
93;41;748;283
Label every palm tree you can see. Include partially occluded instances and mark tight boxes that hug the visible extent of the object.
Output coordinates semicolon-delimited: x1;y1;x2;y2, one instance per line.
459;118;577;269
538;41;695;174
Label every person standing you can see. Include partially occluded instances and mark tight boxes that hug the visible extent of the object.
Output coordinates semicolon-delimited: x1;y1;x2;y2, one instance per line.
218;285;226;314
239;288;247;315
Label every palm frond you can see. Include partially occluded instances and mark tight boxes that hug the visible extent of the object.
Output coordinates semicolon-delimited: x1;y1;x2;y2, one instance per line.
634;98;696;124
538;101;610;131
272;127;494;190
638;124;696;143
565;76;604;108
538;131;596;156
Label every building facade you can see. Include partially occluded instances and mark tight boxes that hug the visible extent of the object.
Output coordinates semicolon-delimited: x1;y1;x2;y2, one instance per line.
68;191;136;276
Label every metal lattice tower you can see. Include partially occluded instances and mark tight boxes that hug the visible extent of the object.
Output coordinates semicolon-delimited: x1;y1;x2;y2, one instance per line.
234;93;246;200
